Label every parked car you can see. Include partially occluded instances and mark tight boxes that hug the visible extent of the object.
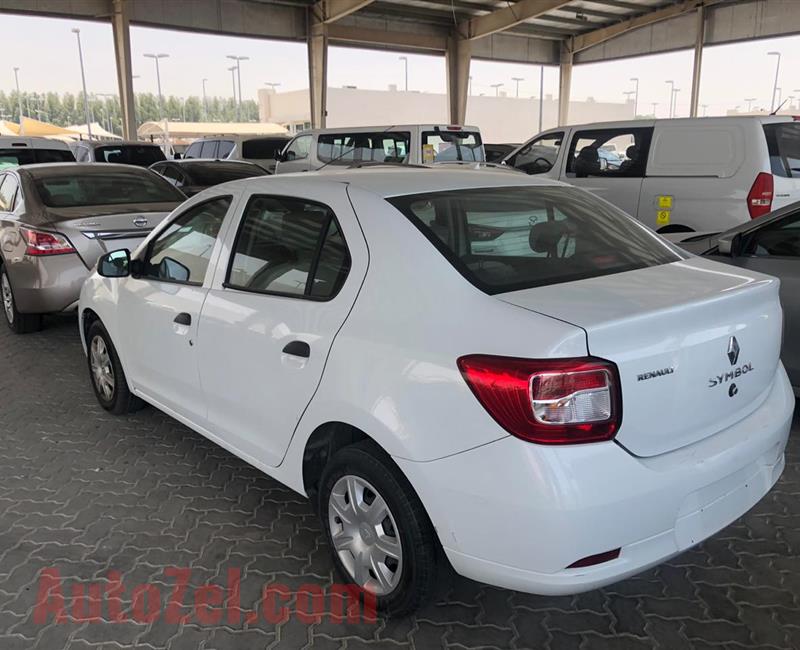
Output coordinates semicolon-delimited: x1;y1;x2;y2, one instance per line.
274;125;484;174
671;200;800;394
503;116;800;233
183;135;290;173
79;168;792;615
0;136;75;170
483;143;517;163
70;141;166;167
150;159;268;196
0;163;185;333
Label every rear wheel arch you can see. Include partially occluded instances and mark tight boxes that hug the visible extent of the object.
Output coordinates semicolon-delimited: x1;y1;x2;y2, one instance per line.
657;224;695;234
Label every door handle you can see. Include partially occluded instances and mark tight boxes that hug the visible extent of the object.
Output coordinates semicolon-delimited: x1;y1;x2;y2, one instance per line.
174;312;191;326
282;341;310;358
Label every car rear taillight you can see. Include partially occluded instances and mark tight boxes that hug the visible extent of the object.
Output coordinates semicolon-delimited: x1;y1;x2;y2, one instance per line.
457;355;622;445
747;172;773;219
20;228;76;256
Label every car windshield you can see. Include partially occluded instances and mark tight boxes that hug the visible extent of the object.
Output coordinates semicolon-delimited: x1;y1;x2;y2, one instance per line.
34;171;185;207
421;131;484;162
389;185;683;294
0;148;74;170
94;145;166;167
183;163;266;185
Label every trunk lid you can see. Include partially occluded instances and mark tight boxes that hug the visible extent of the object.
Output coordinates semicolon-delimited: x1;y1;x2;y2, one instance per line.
498;258;783;457
43;203;177;269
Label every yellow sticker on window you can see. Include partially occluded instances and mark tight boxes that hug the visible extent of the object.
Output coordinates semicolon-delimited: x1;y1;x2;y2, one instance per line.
422;144;435;164
656;210;671;226
657;195;673;209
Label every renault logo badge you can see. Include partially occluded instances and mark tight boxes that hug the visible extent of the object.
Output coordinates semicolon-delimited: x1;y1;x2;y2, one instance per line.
727;336;740;366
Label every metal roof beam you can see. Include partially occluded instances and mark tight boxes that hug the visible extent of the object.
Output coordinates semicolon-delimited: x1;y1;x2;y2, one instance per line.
327;23;448;50
572;0;708;52
460;0;574;40
313;0;376;23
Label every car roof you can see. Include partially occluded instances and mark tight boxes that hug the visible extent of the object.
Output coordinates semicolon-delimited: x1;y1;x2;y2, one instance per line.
0;136;71;150
535;115;797;133
168;158;262;168
79;140;162;149
18;162;158;179
295;125;481;136
221;166;564;198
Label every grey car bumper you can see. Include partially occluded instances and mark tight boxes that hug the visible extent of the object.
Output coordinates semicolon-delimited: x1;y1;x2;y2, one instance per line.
6;253;89;314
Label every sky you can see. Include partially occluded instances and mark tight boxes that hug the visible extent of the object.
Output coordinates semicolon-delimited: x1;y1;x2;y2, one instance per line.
4;12;800;119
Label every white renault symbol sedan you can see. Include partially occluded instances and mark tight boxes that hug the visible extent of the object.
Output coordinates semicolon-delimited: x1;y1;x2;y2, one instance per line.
78;168;794;615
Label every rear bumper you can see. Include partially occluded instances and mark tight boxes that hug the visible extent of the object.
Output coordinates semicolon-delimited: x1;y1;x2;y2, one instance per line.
396;364;794;595
6;253;89;314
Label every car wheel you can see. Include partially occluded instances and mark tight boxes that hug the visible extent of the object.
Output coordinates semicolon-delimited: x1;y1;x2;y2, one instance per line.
86;320;143;415
1;266;43;334
319;440;439;616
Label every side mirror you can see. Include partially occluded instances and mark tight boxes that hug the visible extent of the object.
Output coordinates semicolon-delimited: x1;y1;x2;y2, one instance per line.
173;152;182;160
284;150;297;162
717;232;742;257
98;249;130;278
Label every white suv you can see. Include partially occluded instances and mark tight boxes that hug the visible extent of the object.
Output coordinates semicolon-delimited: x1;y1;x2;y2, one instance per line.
78;168;793;614
504;116;800;233
0;136;74;170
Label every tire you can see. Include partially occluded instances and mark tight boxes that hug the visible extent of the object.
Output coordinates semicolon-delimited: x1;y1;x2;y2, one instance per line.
86;320;144;415
318;440;439;616
1;266;43;334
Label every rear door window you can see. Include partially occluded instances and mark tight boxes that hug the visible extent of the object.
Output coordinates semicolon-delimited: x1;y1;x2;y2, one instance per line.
241;138;289;159
764;122;800;178
200;140;219;159
217;140;235;159
566;128;652;178
421;130;484;162
317;132;410;164
0;175;18;211
389;185;682;294
226;196;350;299
184;142;203;159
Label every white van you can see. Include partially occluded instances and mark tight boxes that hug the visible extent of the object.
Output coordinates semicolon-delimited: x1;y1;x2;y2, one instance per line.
0;136;74;170
183;135;291;173
503;116;800;233
274;125;484;174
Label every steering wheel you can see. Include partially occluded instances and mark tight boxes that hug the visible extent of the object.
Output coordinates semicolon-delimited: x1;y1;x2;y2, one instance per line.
519;157;553;175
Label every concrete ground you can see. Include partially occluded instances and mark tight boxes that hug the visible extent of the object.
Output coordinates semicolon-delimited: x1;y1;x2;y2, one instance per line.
0;315;798;649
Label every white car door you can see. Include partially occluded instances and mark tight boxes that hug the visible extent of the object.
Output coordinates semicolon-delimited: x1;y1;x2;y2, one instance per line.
765;121;800;209
560;125;653;219
197;183;367;467
117;194;235;423
274;134;313;174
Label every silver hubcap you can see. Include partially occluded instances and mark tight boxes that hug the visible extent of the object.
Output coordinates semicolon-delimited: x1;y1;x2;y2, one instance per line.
90;335;115;401
328;475;402;595
2;273;14;324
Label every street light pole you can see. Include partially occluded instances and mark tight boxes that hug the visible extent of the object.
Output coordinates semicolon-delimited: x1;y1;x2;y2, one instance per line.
71;29;93;140
767;51;781;113
226;55;249;121
491;83;503;97
665;80;675;118
629;77;639;117
12;67;23;124
702;104;709;116
228;66;237;115
651;102;658;117
511;77;524;98
672;88;681;117
202;78;208;121
144;53;169;119
538;65;544;132
399;56;408;91
744;97;756;112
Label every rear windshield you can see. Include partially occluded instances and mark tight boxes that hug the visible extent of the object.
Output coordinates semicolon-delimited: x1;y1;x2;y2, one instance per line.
34;171;184;208
241;138;290;159
764;122;800;178
0;148;74;170
388;186;682;294
317;132;410;164
94;145;166;167
421;131;484;162
183;163;266;185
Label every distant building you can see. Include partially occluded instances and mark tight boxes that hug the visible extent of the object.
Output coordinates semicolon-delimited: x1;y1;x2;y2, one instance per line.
258;86;635;143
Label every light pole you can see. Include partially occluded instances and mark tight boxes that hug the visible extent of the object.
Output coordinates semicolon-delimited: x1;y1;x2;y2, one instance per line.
776;87;782;108
491;83;504;97
702;104;709;116
511;77;524;98
12;67;23;124
538;65;544;132
651;102;658;117
629;77;639;117
672;88;681;117
399;56;408;91
144;53;169;119
744;97;756;112
227;66;237;118
264;82;281;92
95;93;116;133
767;51;781;112
72;29;93;140
202;78;208;121
226;55;248;121
665;80;675;118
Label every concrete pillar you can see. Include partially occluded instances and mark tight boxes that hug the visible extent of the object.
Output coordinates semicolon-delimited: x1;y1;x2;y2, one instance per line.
446;35;471;125
689;5;705;118
308;12;328;129
558;42;573;126
111;0;137;140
